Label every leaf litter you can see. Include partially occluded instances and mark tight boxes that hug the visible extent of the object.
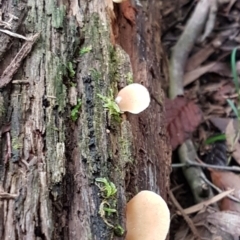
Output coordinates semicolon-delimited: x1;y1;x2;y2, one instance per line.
162;0;240;239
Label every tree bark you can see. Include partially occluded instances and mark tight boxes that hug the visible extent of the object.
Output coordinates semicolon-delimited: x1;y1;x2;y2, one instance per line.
0;0;171;239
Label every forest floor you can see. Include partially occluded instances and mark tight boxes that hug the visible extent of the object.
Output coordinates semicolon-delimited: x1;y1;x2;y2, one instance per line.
162;0;240;239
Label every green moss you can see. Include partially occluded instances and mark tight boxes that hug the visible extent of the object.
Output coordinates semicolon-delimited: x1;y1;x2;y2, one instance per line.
96;178;117;198
90;68;102;82
119;120;134;166
55;65;67;112
52;5;66;28
108;46;133;88
80;46;92;56
96;178;124;235
0;101;5;115
76;12;131;238
12;137;22;150
97;90;121;121
71;99;82;121
67;62;76;78
45;52;67;112
126;72;133;84
108;45;120;84
114;225;125;237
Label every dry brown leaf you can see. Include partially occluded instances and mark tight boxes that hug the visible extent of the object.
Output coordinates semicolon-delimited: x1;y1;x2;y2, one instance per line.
210;117;238;132
224;0;237;14
207;211;240;237
212;83;235;103
175;208;235;240
220;197;240;213
208;118;240;165
210;62;232;77
186;44;216;72
176;189;234;215
184;62;216;86
184;62;231;87
204;103;227;116
165;97;202;150
232;142;240;164
225;119;240;164
186;30;232;72
202;80;226;93
210;170;240;212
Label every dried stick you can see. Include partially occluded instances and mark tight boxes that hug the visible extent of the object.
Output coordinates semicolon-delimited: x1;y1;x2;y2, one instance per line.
0;29;32;40
201;174;240;203
176;189;234;215
0;32;40;88
169;0;210;99
0;192;17;199
172;160;240;172
169;190;202;240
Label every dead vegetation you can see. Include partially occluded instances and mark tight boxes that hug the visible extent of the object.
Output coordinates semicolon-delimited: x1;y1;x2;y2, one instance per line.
162;0;240;239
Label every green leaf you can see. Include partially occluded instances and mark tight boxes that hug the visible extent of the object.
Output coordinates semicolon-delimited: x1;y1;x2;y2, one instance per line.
205;133;226;145
231;47;239;92
227;99;239;118
103;207;117;213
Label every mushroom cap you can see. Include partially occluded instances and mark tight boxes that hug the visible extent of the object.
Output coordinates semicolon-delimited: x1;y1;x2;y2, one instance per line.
115;83;150;114
126;190;170;240
112;0;127;2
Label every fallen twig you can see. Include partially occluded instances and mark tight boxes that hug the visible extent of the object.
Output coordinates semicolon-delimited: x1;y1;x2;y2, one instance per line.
178;140;215;203
201;174;240;203
5;132;11;163
0;32;41;88
169;0;229;98
176;189;234;215
0;192;17;199
172;160;240;172
169;190;202;240
169;0;211;98
0;29;32;40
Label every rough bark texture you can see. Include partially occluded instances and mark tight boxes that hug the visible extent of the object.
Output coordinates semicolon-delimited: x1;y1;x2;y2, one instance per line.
0;0;171;240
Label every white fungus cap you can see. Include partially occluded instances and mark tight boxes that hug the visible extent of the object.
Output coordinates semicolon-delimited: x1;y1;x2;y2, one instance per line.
112;0;127;2
115;83;150;114
126;190;170;240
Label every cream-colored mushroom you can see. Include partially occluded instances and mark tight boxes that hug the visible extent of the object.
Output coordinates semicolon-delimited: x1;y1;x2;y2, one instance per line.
126;190;170;240
115;83;150;114
112;0;127;3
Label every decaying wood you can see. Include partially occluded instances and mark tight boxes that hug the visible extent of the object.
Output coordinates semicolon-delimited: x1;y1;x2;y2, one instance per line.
115;0;171;197
0;0;170;239
0;32;40;88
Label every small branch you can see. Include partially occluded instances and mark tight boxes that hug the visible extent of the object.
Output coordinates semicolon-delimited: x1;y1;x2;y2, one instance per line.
169;0;210;99
12;80;30;84
0;192;17;199
0;29;32;40
0;32;41;88
172;161;240;172
169;190;202;240
199;0;217;42
0;13;18;29
176;189;234;215
178;140;215;203
201;174;240;203
5;132;11;163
